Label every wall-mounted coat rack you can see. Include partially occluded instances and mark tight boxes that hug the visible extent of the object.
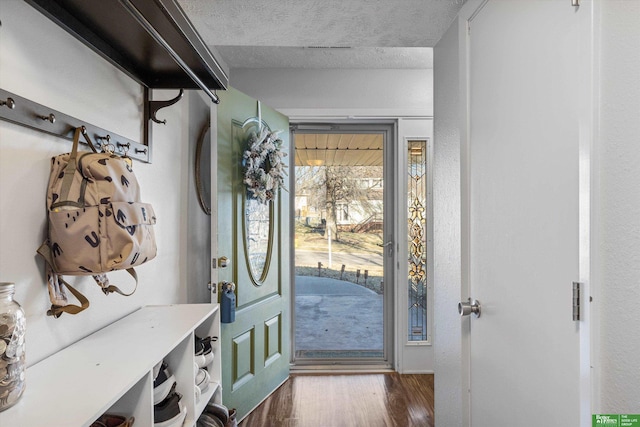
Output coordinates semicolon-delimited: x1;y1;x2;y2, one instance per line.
24;0;228;100
5;0;228;162
0;88;151;163
15;0;231;163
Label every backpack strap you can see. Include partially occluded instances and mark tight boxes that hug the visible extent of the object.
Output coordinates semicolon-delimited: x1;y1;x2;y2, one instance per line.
38;242;137;317
47;276;91;317
57;127;97;205
92;268;138;297
38;242;90;317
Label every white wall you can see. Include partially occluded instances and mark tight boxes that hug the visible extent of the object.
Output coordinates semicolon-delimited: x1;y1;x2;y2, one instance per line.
599;0;640;413
230;68;432;118
0;0;210;365
231;66;435;373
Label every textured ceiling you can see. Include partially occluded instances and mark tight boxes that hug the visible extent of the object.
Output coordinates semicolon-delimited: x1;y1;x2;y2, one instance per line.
214;46;433;69
178;0;464;69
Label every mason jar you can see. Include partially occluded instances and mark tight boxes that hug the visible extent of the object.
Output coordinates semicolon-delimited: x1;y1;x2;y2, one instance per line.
0;282;26;411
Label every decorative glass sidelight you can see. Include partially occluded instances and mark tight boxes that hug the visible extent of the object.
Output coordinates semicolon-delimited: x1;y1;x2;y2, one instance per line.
408;140;428;341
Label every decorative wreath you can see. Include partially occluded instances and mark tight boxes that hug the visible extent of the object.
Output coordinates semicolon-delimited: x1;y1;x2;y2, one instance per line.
242;127;288;204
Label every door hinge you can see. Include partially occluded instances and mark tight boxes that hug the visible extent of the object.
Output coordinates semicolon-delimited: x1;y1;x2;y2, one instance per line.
572;282;581;321
571;0;580;7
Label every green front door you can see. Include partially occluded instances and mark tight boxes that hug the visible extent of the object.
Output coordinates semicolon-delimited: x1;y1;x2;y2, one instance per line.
213;88;290;419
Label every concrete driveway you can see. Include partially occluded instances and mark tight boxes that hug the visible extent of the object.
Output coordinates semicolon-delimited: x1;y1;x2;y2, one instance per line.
294;275;383;355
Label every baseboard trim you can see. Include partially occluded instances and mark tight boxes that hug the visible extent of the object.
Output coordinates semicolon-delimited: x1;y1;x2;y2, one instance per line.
399;369;435;375
290;365;396;375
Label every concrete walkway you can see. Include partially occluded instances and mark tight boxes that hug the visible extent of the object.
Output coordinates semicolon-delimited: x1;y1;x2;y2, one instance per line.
294;276;383;353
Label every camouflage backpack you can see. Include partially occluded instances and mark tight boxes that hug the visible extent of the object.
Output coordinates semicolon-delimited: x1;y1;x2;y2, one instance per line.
37;127;157;317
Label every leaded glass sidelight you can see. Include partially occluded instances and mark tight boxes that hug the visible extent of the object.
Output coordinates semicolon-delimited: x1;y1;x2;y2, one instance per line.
408;140;428;341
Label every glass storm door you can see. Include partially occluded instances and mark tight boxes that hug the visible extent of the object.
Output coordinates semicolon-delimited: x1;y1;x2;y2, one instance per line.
291;123;394;367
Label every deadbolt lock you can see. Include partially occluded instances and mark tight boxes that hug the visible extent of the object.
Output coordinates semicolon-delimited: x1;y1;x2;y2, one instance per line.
213;256;229;269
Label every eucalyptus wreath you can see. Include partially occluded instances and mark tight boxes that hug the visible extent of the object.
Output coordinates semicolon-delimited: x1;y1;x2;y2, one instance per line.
242;127;288;204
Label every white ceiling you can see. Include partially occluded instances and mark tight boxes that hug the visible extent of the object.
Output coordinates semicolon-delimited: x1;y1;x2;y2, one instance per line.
178;0;465;69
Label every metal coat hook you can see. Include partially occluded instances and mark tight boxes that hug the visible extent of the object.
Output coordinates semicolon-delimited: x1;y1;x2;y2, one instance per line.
96;134;111;146
148;89;184;125
117;142;131;154
95;134;114;152
0;97;15;109
38;113;56;124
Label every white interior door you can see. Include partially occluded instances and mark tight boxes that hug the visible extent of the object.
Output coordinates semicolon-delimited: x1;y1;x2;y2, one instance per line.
466;1;589;424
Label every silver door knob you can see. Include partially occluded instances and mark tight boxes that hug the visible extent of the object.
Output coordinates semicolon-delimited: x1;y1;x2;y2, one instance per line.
458;298;481;318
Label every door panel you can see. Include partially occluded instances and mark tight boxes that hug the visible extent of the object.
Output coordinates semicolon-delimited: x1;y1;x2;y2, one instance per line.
468;1;585;424
213;88;290;419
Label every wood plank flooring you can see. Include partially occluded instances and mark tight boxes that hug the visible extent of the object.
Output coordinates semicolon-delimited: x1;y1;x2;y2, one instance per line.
240;373;434;427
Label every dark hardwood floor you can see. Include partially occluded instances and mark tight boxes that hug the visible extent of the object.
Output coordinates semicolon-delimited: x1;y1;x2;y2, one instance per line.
240;373;435;427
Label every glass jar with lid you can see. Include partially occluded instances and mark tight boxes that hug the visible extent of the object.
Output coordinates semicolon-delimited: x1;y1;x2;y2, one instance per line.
0;282;26;411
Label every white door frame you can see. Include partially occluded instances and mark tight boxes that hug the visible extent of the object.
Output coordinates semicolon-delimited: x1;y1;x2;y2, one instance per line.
285;115;435;373
456;0;597;424
210;102;219;302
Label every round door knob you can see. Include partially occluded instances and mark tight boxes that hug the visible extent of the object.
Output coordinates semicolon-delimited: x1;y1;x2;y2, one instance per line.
458;298;481;318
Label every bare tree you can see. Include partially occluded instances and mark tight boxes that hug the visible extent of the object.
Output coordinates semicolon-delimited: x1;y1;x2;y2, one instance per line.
295;166;325;218
296;165;382;241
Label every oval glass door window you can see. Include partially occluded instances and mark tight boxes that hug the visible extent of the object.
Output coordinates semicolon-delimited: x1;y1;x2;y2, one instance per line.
243;195;274;285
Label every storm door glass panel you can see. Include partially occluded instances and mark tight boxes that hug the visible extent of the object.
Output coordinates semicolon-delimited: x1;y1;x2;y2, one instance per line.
293;129;389;364
408;139;428;341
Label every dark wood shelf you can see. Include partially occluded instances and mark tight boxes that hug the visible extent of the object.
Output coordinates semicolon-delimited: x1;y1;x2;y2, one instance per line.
25;0;228;94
